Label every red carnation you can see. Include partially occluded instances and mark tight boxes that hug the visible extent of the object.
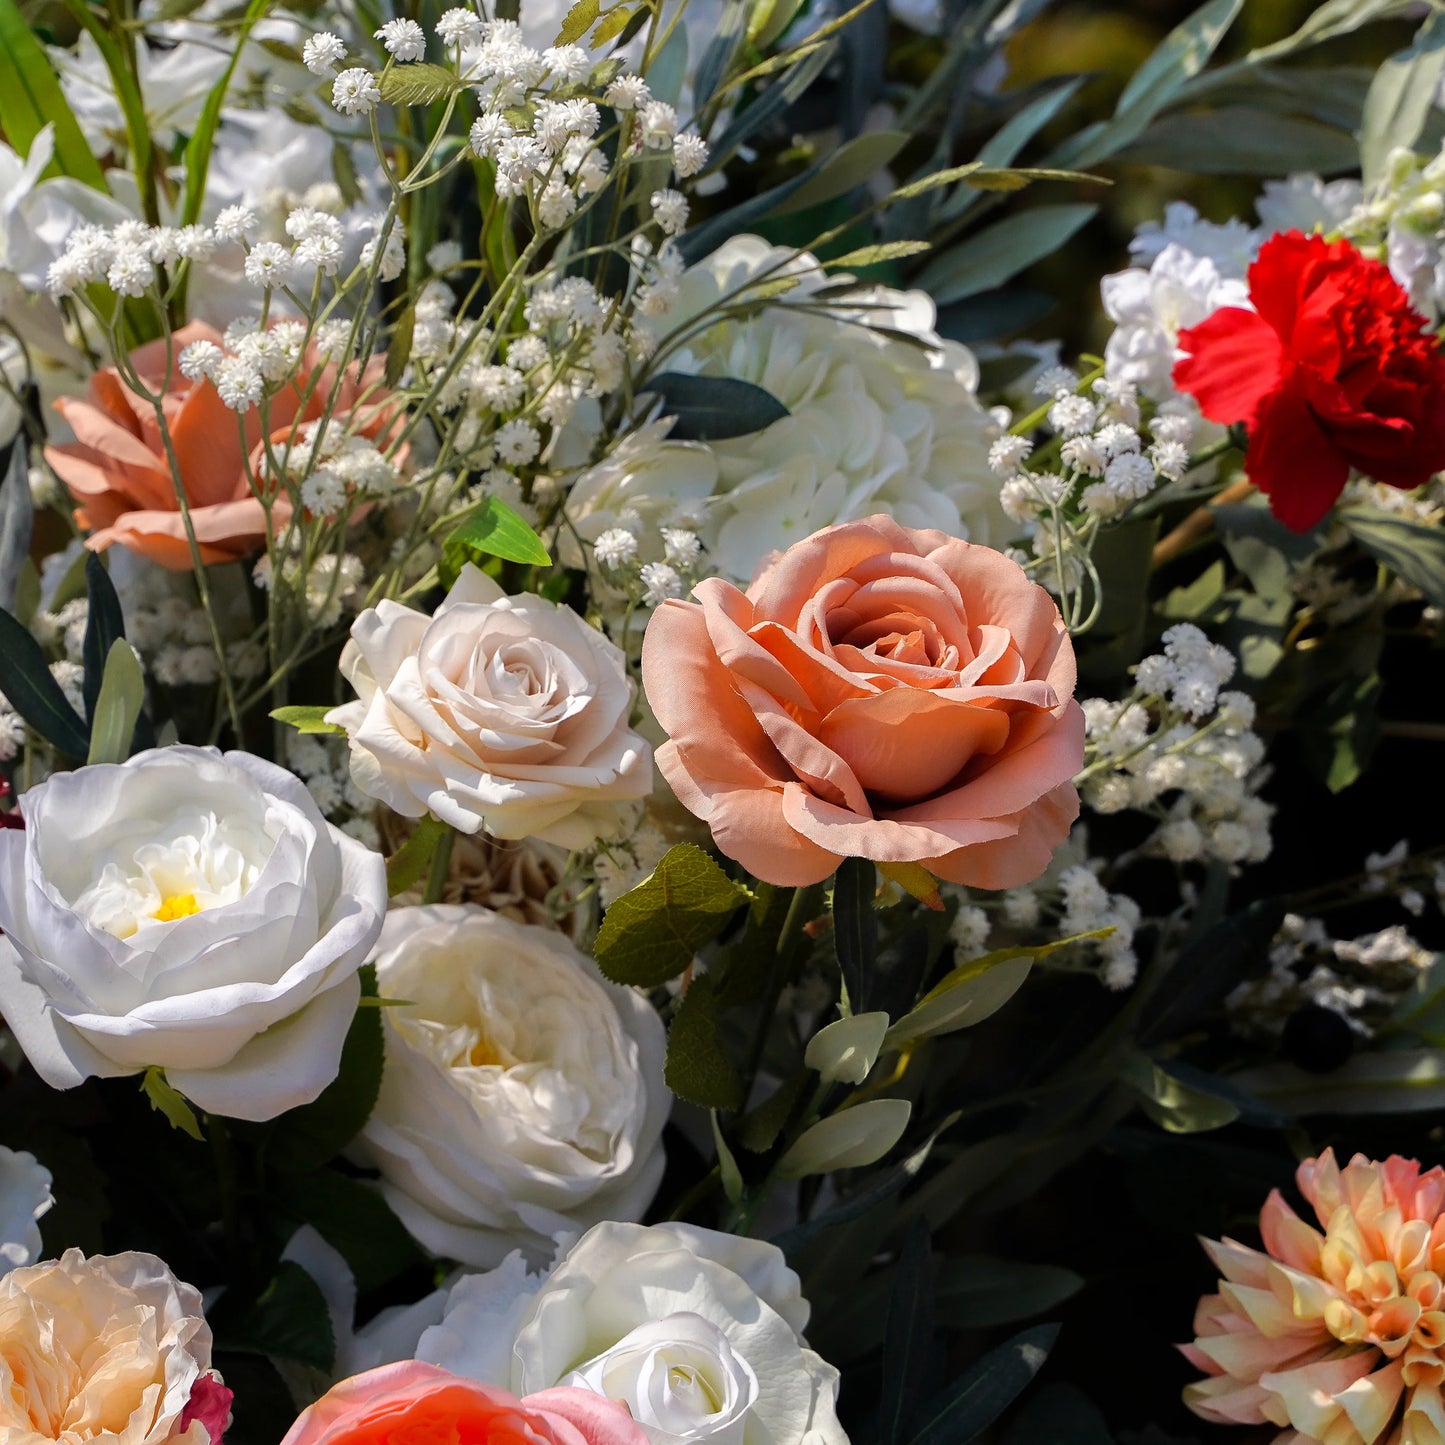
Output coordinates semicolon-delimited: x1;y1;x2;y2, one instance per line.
1173;229;1445;531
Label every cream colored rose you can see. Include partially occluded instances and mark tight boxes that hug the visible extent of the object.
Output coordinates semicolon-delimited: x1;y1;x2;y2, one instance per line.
327;566;652;847
353;905;669;1268
0;1248;228;1445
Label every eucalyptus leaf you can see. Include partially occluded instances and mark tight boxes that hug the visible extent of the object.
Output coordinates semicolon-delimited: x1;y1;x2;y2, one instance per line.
704;41;835;172
1119;1051;1240;1134
1230;1047;1445;1115
0;606;91;757
909;1323;1059;1445
1339;506;1445;608
1360;13;1445;183
917;204;1098;304
693;0;750;109
1122;109;1359;175
777;1098;911;1177
832;856;878;1014
641;373;790;441
769;130;910;216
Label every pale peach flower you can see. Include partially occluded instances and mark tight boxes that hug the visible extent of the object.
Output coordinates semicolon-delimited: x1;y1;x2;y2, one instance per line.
1184;1148;1445;1445
640;514;1083;888
0;1247;230;1445
45;321;397;570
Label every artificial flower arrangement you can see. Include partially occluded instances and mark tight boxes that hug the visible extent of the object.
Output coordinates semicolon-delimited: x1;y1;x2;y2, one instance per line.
2;0;1445;1441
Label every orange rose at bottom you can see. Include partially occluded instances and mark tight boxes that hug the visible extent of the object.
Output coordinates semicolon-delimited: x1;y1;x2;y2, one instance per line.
1184;1149;1445;1445
640;514;1084;888
280;1362;649;1445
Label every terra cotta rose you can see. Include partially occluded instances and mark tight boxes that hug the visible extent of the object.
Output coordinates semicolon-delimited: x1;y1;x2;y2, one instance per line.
640;514;1083;888
45;320;397;569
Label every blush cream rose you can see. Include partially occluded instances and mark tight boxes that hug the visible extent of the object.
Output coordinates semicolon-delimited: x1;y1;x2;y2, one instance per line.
640;514;1084;888
0;745;387;1120
352;904;669;1268
0;1248;231;1445
327;564;652;847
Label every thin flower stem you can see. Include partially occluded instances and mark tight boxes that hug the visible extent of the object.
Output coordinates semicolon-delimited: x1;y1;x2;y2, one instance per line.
423;824;456;904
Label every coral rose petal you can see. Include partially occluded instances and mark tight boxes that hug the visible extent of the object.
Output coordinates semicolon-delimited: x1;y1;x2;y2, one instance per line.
924;781;1079;890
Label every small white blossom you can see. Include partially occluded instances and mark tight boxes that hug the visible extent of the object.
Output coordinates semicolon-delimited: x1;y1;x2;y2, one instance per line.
494;420;540;465
437;8;485;45
661;528;701;567
106;247;154;297
214;205;258;242
1150;439;1190;481
1048;394;1096;437
427;240;463;272
1060;435;1105;476
1102;451;1156;501
332;67;382;116
1034;364;1077;398
243;242;295;288
673;133;709;178
639;100;678;148
640;560;683;606
375;18;426;60
215;356;265;410
605;74;649;110
595;528;639;568
650;189;688;236
988;435;1032;476
175;225;216;261
543;44;591;83
537;180;577;229
303;32;347;73
301;468;348;516
469;113;515;158
178;340;223;382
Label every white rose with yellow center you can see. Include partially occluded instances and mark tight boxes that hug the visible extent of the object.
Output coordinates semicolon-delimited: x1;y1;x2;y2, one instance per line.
327;565;653;847
353;904;669;1268
0;745;387;1121
416;1221;848;1444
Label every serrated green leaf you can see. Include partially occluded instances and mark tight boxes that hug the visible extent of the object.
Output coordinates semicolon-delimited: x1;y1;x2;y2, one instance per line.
641;373;790;441
590;4;636;47
665;974;744;1110
141;1068;205;1141
440;496;552;579
555;0;600;44
379;62;465;107
270;705;347;735
86;640;144;765
595;843;753;987
0;606;91;756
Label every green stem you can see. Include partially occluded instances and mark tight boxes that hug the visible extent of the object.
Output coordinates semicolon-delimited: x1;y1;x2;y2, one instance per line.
423;824;456;904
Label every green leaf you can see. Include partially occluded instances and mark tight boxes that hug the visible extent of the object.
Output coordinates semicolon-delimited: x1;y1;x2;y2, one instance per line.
86;640;144;765
1112;0;1244;123
440;496;552;579
1160;559;1227;620
882;1220;935;1445
693;0;750;109
81;553;126;724
778;1098;911;1177
805;1011;888;1085
704;39;834;171
182;0;273;225
0;0;109;189
1248;0;1421;64
822;241;932;269
269;705;347;736
1363;12;1445;186
737;1069;809;1151
917;204;1098;305
889;161;983;201
1230;1047;1445;1115
1120;109;1359;175
379;62;466;107
591;5;638;47
641;373;790;442
0;606;91;756
141;1068;205;1141
266;967;384;1172
554;0;600;44
712;1111;745;1204
674;160;824;263
385;303;415;389
832;857;878;1014
384;814;449;897
665;973;745;1110
965;165;1105;191
941;1256;1084;1330
1119;1051;1240;1134
909;1323;1059;1445
60;1;152;208
280;1171;424;1294
1339;506;1445;608
595;843;753;987
211;1261;336;1371
0;428;34;617
976;78;1089;170
769;130;910;215
884;932;1112;1047
1000;1384;1114;1445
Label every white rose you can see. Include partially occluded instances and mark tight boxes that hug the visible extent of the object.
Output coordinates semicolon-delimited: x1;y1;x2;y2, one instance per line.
416;1221;848;1445
0;1146;52;1275
0;745;387;1121
353;904;669;1268
0;1247;228;1445
327;565;652;847
564;235;1006;588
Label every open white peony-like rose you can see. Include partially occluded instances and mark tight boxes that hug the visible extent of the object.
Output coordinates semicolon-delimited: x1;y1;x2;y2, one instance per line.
353;904;669;1268
0;1248;231;1445
565;234;1007;587
415;1221;848;1445
0;1147;52;1276
0;745;387;1121
327;565;652;847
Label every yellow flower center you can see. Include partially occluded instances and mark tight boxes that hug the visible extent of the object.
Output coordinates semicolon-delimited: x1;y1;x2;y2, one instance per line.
151;892;202;922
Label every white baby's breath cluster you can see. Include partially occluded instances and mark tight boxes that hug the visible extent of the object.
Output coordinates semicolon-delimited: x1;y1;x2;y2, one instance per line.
1079;626;1272;870
593;810;675;909
285;731;381;850
45;220;220;299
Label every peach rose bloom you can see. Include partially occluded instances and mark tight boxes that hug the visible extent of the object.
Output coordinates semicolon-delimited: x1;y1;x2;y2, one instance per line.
1184;1148;1445;1445
280;1361;648;1445
0;1247;230;1445
640;514;1083;887
45;321;395;570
